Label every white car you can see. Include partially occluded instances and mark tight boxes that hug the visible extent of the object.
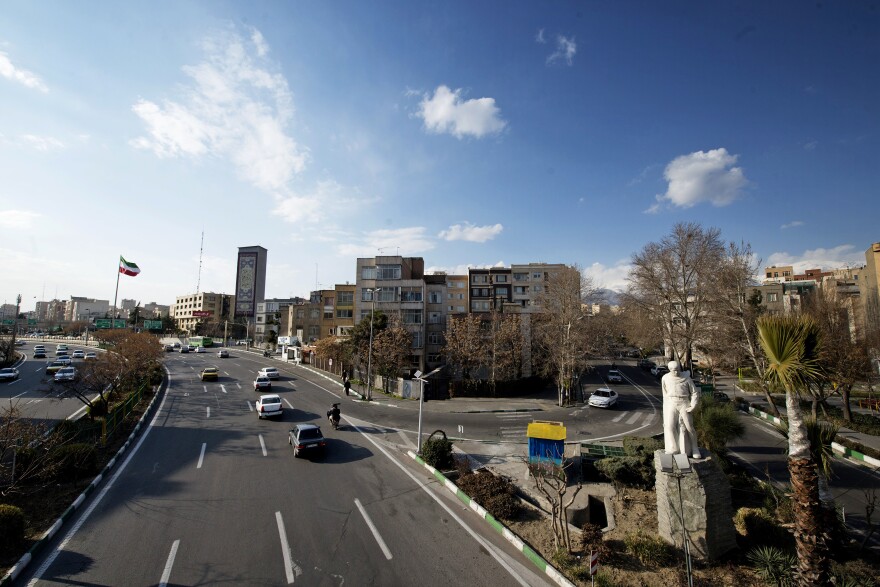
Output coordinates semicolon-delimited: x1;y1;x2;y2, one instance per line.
258;367;280;380
84;351;98;360
72;349;85;359
606;369;623;383
217;349;229;358
195;346;206;353
255;394;283;419
56;344;69;351
254;376;272;391
54;366;77;382
56;356;73;366
0;367;20;381
588;388;618;408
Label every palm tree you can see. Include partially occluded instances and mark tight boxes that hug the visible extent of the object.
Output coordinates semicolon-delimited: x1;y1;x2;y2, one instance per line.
757;315;828;586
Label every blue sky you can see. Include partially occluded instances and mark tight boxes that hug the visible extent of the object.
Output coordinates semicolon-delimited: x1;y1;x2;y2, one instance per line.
2;2;878;312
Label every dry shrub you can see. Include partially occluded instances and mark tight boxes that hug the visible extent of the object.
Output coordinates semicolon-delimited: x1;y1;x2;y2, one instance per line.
456;469;521;521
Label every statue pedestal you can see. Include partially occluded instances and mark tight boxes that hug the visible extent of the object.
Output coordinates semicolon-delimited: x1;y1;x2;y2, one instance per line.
654;450;737;561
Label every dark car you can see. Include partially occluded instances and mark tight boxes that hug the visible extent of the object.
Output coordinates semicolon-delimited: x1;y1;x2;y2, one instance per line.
289;424;326;458
637;359;655;370
712;392;731;403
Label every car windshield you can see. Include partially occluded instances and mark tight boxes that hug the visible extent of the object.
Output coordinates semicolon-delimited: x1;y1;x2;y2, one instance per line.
262;397;281;404
298;428;322;440
594;390;611;398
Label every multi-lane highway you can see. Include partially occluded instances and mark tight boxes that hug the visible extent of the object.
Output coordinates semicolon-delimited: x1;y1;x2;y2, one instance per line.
20;348;554;586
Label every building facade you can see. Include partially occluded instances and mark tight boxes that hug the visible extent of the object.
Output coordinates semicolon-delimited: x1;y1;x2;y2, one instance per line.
234;245;268;319
172;292;235;336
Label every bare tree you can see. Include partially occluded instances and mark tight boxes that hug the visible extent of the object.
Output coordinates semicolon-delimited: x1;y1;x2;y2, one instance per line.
527;459;582;552
616;300;664;358
372;314;412;391
625;222;726;371
0;404;68;496
488;311;524;386
443;314;487;380
533;265;597;406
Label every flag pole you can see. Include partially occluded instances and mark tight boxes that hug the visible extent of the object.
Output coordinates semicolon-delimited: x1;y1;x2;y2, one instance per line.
113;255;121;323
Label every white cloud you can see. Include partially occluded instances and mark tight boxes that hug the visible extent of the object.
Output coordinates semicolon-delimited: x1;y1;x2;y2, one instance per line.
649;148;747;212
584;261;631;292
780;220;804;230
337;226;435;257
20;134;65;152
766;244;864;273
0;209;40;229
425;261;506;275
438;222;503;243
546;35;576;66
416;85;507;139
0;51;48;92
272;179;341;223
803;140;818;151
535;29;546;44
131;26;308;193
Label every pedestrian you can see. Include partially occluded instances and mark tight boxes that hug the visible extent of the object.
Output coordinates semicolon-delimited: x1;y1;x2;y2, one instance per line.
344;379;351;396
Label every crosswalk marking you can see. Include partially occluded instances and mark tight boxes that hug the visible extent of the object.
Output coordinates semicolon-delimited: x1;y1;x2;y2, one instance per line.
626;412;641;424
612;411;627;422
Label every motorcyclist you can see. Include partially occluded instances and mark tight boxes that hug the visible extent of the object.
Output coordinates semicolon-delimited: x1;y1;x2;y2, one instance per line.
327;403;341;428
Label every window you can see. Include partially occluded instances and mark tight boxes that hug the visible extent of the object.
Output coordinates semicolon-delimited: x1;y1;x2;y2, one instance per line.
514;286;528;295
402;309;422;324
471;301;490;311
448;305;454;312
361;266;377;280
472;274;488;284
458;281;466;288
428;331;443;345
533;272;542;279
495;274;507;283
514;273;528;281
377;264;401;280
427;353;442;364
360;310;370;321
324;310;333;319
496;287;508;296
767;293;779;302
308;325;320;336
429;291;442;304
257;316;263;323
471;288;480;297
310;309;319;319
336;309;353;318
324;297;334;306
400;287;422;302
338;291;353;304
428;312;441;324
378;288;397;302
411;331;422;348
296;309;305;319
457;293;465;300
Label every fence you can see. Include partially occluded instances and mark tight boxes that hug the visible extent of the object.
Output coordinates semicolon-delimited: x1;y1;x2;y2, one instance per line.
102;382;148;445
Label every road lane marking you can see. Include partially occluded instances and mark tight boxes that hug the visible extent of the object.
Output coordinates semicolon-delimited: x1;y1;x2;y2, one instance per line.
220;384;227;394
159;539;180;587
12;389;30;399
203;385;207;393
644;413;655;426
348;419;530;586
247;401;254;411
626;412;641;425
197;443;206;469
275;511;302;584
354;498;393;560
259;434;267;456
224;371;230;376
612;411;627;422
236;382;242;389
398;430;417;450
283;398;294;410
207;407;211;418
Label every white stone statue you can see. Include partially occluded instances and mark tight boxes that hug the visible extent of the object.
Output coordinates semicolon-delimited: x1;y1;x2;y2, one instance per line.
661;360;701;459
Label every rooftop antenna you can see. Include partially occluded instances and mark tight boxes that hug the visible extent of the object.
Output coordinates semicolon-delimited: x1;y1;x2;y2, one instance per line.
196;230;204;293
377;246;400;256
315;263;319;291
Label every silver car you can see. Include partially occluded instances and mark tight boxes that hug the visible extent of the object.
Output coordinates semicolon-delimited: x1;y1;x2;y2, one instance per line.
0;367;19;381
54;366;77;382
255;394;283;419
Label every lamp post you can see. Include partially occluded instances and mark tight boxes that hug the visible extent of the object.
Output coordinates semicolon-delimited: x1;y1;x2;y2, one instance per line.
414;367;442;452
365;288;381;401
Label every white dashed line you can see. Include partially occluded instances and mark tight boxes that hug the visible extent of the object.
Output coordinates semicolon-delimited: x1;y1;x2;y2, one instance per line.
197;443;206;469
283;398;294;410
159;539;180;587
259;434;267;456
220;384;227;394
275;512;301;584
207;407;210;418
355;498;393;560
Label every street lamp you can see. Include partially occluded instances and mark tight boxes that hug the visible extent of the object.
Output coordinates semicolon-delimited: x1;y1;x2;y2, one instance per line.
659;453;695;587
365;288;381;401
414;367;442;452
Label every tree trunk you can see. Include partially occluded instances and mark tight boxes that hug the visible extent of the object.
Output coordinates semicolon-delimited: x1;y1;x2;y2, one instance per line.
758;381;781;417
840;385;853;422
786;391;829;586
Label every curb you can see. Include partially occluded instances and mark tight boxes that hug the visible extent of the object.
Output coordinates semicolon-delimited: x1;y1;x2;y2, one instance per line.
407;451;575;587
450;408;545;414
1;373;168;586
741;403;880;469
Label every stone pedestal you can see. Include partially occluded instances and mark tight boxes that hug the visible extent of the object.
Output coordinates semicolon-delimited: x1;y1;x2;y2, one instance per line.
654;450;737;560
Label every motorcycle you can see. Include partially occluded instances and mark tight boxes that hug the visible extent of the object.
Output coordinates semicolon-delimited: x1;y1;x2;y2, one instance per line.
327;404;341;430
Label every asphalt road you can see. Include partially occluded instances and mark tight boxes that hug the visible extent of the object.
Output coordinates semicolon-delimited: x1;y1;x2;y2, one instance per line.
22;349;553;586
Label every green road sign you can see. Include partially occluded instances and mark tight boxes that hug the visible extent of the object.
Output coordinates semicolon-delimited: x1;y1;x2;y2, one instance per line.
27;318;37;325
113;319;127;328
1;319;15;325
95;319;112;329
144;320;162;330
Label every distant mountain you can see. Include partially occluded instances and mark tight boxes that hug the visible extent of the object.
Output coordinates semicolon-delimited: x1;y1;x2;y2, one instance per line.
590;288;622;306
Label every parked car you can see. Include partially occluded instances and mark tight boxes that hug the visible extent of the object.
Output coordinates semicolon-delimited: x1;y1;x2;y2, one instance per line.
200;367;219;381
588;387;618;408
0;367;19;381
606;369;623;383
84;351;97;360
255;394;283;419
258;367;280;380
72;349;85;359
637;359;655;370
217;349;229;358
54;366;77;382
254;376;272;391
289;424;326;458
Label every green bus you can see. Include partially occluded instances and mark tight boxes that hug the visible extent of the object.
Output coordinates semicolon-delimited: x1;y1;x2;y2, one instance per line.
188;336;213;348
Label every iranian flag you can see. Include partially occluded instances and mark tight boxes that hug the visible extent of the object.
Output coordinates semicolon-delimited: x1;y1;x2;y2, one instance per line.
119;256;141;277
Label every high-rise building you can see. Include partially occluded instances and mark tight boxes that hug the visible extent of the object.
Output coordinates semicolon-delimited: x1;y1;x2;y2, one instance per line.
234;246;268;319
172;292;235;335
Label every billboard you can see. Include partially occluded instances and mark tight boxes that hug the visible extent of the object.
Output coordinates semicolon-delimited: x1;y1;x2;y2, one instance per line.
234;247;266;317
192;311;212;317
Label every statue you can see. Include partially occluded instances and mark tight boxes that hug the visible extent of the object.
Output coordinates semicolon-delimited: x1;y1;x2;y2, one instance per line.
661;360;701;459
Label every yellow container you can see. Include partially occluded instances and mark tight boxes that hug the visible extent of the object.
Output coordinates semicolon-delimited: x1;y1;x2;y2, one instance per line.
527;420;566;441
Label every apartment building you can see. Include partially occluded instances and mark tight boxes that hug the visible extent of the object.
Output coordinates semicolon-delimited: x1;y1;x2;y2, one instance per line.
763;265;793;283
255;297;306;344
862;243;880;337
172;292;235;334
63;297;110;321
355;256;426;373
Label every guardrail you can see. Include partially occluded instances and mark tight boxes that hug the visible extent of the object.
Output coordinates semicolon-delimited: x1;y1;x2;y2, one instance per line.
102;383;147;445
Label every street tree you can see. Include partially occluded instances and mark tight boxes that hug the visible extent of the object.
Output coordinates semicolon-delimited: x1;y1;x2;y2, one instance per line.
757;314;828;586
443;314;487;381
0;405;68;496
487;311;525;387
625;222;726;371
347;310;388;380
372;314;412;391
533;265;597;406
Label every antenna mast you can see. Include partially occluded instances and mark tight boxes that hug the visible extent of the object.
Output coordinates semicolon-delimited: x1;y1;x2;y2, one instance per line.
196;230;204;293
